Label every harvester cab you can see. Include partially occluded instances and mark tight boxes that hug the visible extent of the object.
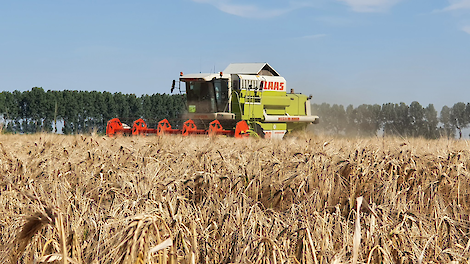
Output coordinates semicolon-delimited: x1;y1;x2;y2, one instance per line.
180;72;235;122
106;63;319;138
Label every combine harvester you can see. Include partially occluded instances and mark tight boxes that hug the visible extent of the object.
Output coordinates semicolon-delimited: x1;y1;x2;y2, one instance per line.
106;63;319;139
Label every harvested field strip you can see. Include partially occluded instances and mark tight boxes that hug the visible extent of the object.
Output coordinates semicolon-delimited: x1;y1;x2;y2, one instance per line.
1;133;470;263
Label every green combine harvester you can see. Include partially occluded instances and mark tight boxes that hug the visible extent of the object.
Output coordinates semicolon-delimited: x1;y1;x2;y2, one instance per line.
106;63;319;138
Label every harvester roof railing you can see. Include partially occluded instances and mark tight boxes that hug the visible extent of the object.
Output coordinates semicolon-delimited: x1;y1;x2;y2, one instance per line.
180;73;229;81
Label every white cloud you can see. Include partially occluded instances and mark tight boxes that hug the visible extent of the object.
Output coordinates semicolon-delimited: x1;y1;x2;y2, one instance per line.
191;0;306;18
301;33;328;39
441;0;470;12
463;25;470;34
435;1;470;35
315;16;353;26
337;0;404;13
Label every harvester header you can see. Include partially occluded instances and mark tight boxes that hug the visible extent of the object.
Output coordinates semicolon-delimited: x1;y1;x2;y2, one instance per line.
106;62;319;139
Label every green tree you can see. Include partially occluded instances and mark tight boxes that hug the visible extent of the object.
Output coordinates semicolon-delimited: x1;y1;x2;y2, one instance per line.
409;101;425;137
88;91;102;132
141;94;152;121
440;105;454;138
311;103;332;134
381;103;397;136
396;103;411;136
102;92;117;127
62;90;79;134
46;90;63;133
450;102;467;138
329;104;347;134
11;90;23;132
423;104;439;139
127;94;142;119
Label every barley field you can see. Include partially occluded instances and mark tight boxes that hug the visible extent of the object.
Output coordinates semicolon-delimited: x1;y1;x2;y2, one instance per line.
1;133;469;263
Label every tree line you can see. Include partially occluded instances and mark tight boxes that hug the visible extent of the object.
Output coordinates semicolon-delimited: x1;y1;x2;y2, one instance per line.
312;102;470;139
1;87;469;139
0;87;185;134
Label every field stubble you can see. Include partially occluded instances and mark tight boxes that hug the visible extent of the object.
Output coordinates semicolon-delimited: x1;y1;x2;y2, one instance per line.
1;133;470;263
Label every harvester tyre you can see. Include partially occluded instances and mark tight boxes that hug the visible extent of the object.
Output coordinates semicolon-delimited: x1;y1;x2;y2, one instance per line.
253;123;265;139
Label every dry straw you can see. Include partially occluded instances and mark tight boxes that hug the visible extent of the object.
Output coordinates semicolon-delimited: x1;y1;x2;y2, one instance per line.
0;133;470;263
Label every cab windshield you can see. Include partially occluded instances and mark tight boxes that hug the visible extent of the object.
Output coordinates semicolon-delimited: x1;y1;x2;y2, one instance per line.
185;79;229;113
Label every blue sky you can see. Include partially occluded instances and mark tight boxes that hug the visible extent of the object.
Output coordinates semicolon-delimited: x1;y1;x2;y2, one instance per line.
1;0;469;109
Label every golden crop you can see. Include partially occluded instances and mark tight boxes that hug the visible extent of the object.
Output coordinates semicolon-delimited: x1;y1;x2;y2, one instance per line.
0;133;469;263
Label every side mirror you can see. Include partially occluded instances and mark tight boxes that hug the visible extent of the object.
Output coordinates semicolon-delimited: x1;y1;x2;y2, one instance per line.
171;80;175;93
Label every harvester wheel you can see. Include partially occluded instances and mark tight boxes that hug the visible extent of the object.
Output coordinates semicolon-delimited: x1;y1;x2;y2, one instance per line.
253;123;265;139
234;121;250;138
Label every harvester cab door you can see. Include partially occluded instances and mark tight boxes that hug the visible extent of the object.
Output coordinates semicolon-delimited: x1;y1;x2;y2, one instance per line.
213;79;230;112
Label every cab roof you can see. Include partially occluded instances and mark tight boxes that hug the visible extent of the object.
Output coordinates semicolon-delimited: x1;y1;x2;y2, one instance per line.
223;63;280;76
